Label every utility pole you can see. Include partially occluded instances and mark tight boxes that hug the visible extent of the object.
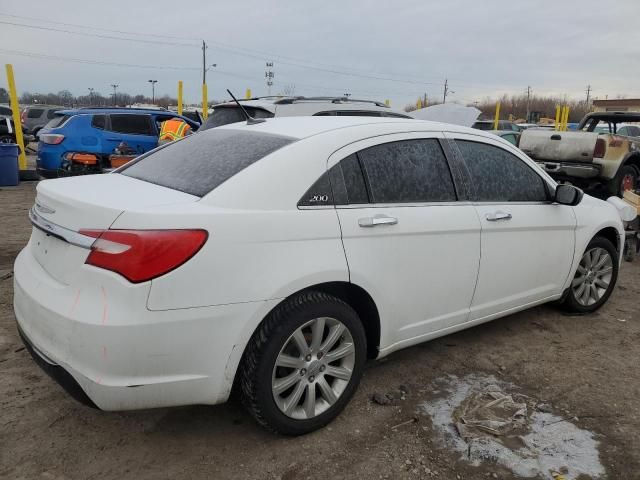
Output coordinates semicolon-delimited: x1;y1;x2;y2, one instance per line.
265;62;274;96
88;87;94;106
202;40;207;85
585;84;592;106
526;86;532;123
110;84;118;106
443;79;448;103
148;80;158;104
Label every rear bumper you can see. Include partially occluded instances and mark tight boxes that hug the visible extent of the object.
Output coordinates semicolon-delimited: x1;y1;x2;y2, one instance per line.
13;246;276;411
535;161;601;179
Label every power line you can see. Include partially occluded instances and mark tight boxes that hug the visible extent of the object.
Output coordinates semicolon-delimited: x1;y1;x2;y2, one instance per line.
0;13;201;42
0;20;199;47
0;48;199;71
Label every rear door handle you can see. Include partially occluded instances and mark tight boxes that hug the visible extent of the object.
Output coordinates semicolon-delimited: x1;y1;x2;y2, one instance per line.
358;215;398;227
486;211;512;222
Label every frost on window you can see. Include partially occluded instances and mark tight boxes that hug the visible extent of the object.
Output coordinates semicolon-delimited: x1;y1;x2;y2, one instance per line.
121;129;295;197
358;139;456;203
456;141;547;202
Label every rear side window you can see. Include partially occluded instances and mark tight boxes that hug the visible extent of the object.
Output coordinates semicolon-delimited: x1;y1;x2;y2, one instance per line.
298;154;369;207
27;108;44;119
91;114;106;129
455;140;547;202
357;139;456;203
44;114;71;129
108;114;153;135
202;107;274;130
121;129;295;197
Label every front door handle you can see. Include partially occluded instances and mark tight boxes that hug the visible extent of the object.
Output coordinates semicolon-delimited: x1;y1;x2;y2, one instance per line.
358;215;398;228
486;211;512;222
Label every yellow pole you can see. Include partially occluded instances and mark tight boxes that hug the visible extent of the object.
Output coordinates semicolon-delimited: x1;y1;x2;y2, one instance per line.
554;105;561;131
177;81;183;116
201;83;208;120
5;64;27;170
563;106;570;131
493;101;501;130
245;88;252;99
416;97;422;110
384;99;390;107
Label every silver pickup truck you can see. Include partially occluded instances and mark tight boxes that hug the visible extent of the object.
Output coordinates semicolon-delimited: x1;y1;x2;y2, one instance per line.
519;112;640;196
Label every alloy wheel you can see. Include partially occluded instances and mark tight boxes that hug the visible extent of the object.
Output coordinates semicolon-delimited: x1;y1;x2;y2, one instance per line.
272;317;355;420
571;247;613;306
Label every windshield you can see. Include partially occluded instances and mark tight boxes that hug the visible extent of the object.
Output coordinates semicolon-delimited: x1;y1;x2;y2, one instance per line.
120;129;294;197
201;106;274;130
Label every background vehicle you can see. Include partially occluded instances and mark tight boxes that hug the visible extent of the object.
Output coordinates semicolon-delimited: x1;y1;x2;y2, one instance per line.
0;116;18;144
21;105;63;138
472;119;522;132
491;130;521;146
520;111;640;196
15;117;623;435
201;96;411;130
0;104;13;117
616;124;640;137
37;108;200;177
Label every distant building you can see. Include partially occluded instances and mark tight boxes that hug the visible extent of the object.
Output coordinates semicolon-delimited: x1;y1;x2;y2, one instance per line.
592;99;640;112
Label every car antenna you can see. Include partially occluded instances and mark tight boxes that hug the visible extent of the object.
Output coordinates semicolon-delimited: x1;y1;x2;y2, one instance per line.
226;89;266;125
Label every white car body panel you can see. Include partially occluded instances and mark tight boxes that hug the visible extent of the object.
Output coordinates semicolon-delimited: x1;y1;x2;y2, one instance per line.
13;117;625;411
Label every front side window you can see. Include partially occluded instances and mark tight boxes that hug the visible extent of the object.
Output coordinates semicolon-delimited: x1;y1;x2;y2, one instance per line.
108;114;153;135
357;139;456;203
455;140;547;202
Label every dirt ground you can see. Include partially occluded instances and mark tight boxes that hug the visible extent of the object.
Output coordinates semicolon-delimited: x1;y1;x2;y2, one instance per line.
1;181;639;480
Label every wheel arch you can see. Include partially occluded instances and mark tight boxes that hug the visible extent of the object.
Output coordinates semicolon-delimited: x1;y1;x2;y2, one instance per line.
622;153;640;174
594;226;621;253
227;281;381;398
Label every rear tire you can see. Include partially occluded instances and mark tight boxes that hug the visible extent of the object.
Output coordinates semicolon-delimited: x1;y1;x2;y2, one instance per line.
560;236;619;313
608;165;638;197
239;291;366;435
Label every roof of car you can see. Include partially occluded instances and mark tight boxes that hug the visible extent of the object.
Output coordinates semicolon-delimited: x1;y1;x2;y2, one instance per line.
217;115;482;140
58;108;179;115
212;96;406;115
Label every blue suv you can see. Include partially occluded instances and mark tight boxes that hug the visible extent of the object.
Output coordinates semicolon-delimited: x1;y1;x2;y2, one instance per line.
37;108;200;178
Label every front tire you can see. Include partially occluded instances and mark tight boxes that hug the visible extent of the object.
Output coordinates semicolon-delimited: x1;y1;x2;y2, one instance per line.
239;291;366;435
561;236;619;313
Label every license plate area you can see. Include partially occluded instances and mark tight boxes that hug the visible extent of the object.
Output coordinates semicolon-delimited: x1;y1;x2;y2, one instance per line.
30;227;88;284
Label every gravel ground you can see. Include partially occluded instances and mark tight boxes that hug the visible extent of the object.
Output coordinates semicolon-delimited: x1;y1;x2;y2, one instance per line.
1;181;639;480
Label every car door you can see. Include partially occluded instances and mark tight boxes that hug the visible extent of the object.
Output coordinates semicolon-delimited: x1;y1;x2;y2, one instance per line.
445;132;576;320
104;114;158;154
329;132;481;352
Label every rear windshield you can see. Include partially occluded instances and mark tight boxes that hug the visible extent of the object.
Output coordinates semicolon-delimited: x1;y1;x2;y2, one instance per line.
201;106;274;130
120;129;295;197
472;122;493;131
43;114;71;129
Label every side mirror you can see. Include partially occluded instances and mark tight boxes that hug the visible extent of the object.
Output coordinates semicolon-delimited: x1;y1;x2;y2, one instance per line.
554;184;583;206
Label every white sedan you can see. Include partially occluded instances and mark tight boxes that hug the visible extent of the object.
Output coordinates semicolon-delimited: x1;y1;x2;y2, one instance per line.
14;117;624;435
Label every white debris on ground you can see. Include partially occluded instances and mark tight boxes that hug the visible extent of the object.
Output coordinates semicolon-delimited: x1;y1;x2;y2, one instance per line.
419;374;605;479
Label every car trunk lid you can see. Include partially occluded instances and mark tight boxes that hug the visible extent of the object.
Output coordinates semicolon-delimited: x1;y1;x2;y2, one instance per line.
29;174;198;284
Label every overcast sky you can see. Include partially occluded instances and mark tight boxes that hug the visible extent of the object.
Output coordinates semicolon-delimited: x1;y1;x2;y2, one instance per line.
1;0;639;109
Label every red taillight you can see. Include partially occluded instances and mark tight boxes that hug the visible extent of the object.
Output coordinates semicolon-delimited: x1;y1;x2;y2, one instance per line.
79;229;208;283
40;134;65;145
20;109;26;122
593;138;606;158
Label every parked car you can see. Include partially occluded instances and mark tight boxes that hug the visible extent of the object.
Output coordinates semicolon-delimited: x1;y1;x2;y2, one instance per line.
472;119;522;132
36;108;200;177
519;111;640;196
20;105;63;137
0;104;14;117
616;124;640;138
491;130;521;146
16;117;623;435
0;116;17;144
201;96;411;130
